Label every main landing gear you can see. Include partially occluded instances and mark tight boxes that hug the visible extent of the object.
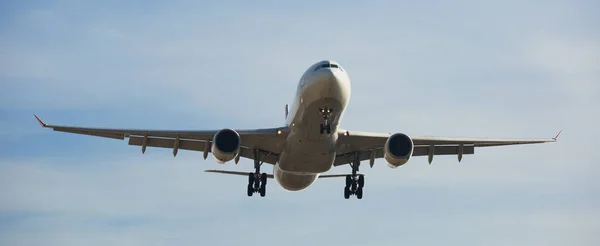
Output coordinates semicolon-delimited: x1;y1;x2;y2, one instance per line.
319;107;333;134
247;149;267;197
344;153;364;199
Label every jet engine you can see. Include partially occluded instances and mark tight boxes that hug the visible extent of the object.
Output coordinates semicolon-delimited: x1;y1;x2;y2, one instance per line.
384;133;414;168
211;129;241;163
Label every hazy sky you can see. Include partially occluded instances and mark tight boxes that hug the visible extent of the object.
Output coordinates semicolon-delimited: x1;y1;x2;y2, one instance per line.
1;0;599;245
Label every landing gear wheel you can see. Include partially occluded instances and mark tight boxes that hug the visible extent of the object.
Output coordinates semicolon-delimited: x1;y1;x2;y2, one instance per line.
357;175;365;188
345;175;352;187
259;186;266;197
356;187;363;199
344;186;351;199
247;184;254;197
320;124;331;134
320;124;330;134
248;173;255;184
260;173;267;185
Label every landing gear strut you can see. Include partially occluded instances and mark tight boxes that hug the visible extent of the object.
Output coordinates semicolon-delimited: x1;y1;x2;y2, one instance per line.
247;149;267;197
344;153;364;199
319;107;333;134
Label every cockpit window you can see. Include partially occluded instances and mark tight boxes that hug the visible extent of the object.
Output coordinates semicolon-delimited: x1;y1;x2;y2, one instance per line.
314;63;341;71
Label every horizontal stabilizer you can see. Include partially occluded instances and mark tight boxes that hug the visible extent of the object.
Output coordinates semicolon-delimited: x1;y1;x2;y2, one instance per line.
205;170;361;179
318;174;365;178
205;170;274;179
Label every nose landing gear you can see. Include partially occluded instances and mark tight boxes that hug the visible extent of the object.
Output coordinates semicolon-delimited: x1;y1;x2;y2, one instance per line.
247;149;268;197
319;107;333;134
320;124;331;134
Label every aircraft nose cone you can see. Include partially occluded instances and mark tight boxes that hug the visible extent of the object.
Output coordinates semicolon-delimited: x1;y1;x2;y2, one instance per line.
313;68;344;96
318;68;338;83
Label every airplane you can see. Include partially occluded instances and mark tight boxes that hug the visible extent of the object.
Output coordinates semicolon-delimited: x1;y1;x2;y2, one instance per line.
33;60;561;199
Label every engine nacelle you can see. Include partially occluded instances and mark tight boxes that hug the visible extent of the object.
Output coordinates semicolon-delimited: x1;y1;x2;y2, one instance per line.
211;129;241;164
384;133;414;168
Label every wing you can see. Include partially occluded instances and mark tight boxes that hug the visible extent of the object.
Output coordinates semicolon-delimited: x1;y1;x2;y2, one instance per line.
333;129;560;166
34;115;286;164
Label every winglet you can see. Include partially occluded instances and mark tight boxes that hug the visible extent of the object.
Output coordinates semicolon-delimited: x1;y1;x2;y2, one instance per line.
33;114;47;127
553;129;563;140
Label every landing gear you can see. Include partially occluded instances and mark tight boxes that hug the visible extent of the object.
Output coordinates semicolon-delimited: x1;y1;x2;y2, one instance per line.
355;186;363;199
247;170;267;197
344;152;365;199
319;107;333;134
344;186;351;199
247;184;254;196
247;149;267;197
319;123;331;134
344;174;365;199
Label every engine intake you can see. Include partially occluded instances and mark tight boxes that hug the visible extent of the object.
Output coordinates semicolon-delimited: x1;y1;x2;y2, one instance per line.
384;133;414;168
211;129;241;163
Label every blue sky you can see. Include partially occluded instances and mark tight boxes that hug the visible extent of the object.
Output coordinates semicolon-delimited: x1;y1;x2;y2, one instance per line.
1;0;599;245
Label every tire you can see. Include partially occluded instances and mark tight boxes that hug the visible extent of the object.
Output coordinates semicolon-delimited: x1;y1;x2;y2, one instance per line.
319;124;324;134
357;175;365;188
260;173;267;185
326;125;331;134
248;173;254;185
356;187;363;199
247;184;254;197
344;186;350;199
345;175;352;187
259;186;266;197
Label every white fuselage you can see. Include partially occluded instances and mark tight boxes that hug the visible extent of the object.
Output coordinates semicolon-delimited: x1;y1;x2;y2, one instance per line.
273;60;351;191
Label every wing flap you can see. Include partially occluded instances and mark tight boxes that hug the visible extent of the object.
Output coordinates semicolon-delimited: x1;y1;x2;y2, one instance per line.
128;136;207;151
128;136;279;164
335;129;556;166
336;130;556;152
334;145;475;166
413;145;475;155
238;148;279;164
411;136;556;147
